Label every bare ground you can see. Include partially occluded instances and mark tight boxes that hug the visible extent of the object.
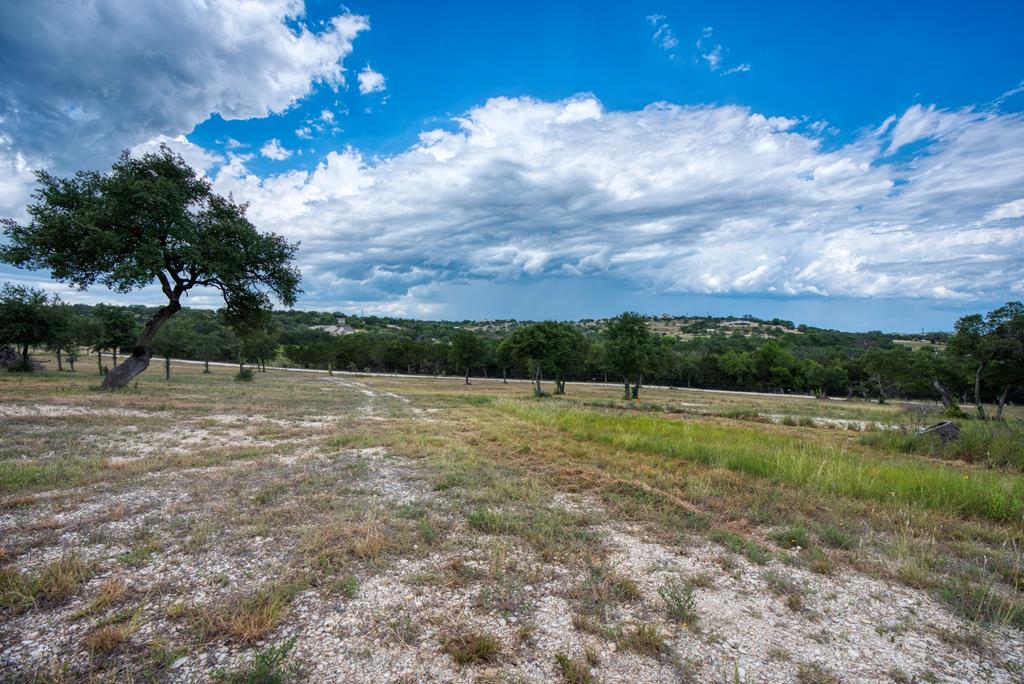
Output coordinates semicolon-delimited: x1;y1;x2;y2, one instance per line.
0;372;1021;683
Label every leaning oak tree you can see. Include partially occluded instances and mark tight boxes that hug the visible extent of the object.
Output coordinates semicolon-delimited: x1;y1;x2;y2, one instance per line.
0;146;301;389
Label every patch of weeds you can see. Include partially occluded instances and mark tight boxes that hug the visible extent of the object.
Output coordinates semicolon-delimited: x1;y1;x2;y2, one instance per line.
186;581;305;643
467;506;599;561
615;623;668;658
441;631;501;665
818;524;856;550
71;577;128;619
710;530;770;564
83;613;141;655
555;653;595;684
383;613;423;646
570;562;642;616
474;574;532;617
659;578;699;626
804;547;836;576
762;569;808;612
118;536;163;567
938;576;1024;629
212;637;300;684
253;483;287;507
796;662;841;684
772;525;810;549
0;552;95;612
326;574;359;599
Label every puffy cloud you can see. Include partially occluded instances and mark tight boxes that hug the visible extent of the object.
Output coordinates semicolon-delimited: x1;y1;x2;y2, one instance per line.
0;0;368;173
357;66;387;95
131;134;224;172
201;95;1023;310
260;138;293;161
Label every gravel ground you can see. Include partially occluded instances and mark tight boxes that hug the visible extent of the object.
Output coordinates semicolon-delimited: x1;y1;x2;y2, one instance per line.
1;379;1021;683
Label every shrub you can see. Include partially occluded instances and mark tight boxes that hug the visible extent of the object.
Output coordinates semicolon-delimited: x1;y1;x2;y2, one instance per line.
659;578;698;625
234;367;255;382
212;638;299;684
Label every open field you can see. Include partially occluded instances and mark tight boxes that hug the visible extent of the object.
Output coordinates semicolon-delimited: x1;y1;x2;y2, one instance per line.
1;360;1023;682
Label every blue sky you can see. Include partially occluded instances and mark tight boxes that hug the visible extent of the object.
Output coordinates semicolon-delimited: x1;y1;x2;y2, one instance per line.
2;0;1023;331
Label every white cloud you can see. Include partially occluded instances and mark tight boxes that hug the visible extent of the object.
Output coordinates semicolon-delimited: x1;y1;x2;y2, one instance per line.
646;15;678;52
202;95;1024;310
131;134;224;172
320;109;335;123
260;138;293;161
295;126;313;139
987;198;1024;221
357;66;387;95
696;26;749;75
0;1;368;174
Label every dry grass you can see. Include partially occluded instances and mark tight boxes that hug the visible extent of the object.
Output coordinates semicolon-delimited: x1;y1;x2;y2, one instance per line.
441;630;502;665
184;581;304;644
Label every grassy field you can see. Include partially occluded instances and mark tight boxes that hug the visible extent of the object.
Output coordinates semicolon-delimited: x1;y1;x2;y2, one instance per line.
1;358;1022;682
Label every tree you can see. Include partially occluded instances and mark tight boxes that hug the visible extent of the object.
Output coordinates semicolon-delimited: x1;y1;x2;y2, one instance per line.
604;312;654;400
495;338;515;384
450;329;484;385
45;301;79;371
93;304;138;368
0;146;301;389
152;320;195;380
243;329;280;372
537;322;587;395
507;324;550;396
949;302;1024;419
0;283;56;369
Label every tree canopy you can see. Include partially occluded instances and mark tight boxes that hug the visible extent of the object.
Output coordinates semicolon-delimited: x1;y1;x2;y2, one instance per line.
0;146;301;388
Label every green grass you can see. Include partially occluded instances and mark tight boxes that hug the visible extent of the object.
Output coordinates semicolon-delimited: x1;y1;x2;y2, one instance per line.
860;420;1024;472
497;400;1024;523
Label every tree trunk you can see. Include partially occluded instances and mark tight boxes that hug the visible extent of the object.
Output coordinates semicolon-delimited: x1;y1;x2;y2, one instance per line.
56;348;63;371
101;300;181;390
68;354;75;372
112;347;118;366
932;379;956;410
464;366;471;385
164;356;170;380
21;342;29;365
502;368;507;384
204;358;210;374
623;378;631;401
974;363;987;420
97;350;103;375
996;387;1009;420
328;361;334;376
533;365;543;397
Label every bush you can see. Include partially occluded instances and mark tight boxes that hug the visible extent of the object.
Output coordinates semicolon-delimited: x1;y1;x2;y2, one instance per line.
235;368;255;382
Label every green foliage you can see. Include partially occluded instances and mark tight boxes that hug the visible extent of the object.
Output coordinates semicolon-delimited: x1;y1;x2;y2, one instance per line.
603;311;654;388
658;578;699;624
0;146;301;377
235;368;255;382
0;283;59;365
211;638;299;684
449;328;484;376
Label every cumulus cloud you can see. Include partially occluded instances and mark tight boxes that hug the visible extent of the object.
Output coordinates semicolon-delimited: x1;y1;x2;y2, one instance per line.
357;66;387;95
0;0;368;174
200;96;1023;309
131;134;224;172
260;139;293;161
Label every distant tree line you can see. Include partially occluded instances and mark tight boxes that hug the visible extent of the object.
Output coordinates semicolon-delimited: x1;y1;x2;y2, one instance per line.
2;289;1021;418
